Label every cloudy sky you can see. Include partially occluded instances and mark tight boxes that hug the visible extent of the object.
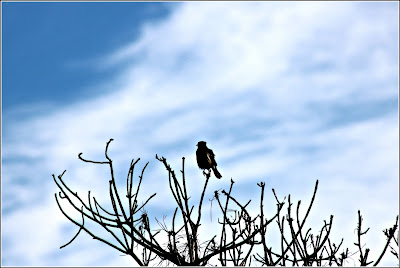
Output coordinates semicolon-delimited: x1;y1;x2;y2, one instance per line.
2;1;399;266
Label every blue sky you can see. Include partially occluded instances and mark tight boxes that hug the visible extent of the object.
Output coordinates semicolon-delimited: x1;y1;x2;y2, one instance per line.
1;1;399;266
2;2;173;111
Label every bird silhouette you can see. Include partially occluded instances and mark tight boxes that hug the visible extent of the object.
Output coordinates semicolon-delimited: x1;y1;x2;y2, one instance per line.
196;141;222;179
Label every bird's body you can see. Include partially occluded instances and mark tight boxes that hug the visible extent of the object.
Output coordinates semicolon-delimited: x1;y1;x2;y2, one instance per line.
196;141;222;179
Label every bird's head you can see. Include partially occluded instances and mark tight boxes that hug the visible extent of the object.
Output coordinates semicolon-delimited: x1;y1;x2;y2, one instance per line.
197;141;207;147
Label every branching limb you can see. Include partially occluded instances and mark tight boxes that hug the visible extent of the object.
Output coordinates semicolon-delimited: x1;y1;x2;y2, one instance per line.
373;215;399;266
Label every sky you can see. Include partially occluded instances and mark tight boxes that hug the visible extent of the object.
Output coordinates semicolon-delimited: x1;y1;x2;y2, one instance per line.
1;1;399;266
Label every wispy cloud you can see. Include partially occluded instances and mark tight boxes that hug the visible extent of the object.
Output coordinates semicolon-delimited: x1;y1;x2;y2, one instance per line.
2;2;398;266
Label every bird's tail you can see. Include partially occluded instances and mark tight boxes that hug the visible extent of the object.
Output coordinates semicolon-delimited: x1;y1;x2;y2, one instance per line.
212;167;222;179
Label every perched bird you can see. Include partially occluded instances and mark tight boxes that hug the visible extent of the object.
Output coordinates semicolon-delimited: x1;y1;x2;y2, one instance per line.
196;141;222;179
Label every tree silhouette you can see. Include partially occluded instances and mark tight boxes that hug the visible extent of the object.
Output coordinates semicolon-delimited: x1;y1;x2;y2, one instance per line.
53;139;398;266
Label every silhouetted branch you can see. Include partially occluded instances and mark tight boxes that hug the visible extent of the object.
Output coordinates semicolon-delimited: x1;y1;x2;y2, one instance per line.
54;139;399;266
373;215;399;266
355;210;373;266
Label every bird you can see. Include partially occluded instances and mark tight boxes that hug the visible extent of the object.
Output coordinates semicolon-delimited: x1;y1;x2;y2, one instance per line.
196;141;222;179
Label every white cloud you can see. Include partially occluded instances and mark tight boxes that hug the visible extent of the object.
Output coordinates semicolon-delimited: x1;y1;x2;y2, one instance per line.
2;1;398;266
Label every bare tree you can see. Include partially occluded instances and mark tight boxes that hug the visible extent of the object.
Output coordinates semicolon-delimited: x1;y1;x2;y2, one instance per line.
53;139;399;266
